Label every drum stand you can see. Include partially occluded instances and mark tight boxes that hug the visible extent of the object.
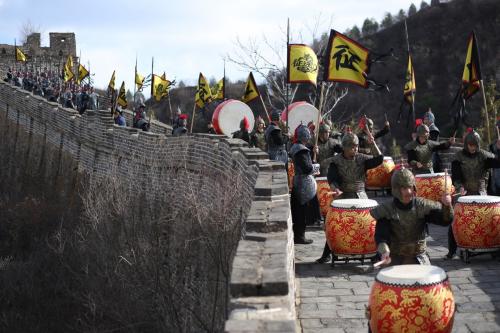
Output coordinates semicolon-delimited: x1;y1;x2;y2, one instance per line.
330;253;377;267
459;248;500;264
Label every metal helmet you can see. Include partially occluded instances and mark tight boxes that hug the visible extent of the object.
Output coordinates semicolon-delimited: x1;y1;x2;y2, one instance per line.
256;117;265;126
271;109;281;121
416;124;430;136
295;124;311;143
341;132;359;149
391;168;416;202
463;128;481;149
319;123;331;134
366;117;374;130
424;109;435;123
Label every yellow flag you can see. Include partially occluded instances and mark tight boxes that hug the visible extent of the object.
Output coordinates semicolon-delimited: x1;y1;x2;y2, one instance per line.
77;64;89;84
212;78;224;100
324;30;370;88
117;81;127;108
288;44;319;86
108;70;116;92
461;32;481;100
152;74;171;102
15;47;27;62
242;72;259;103
135;69;145;90
63;55;74;82
195;73;213;108
403;54;416;104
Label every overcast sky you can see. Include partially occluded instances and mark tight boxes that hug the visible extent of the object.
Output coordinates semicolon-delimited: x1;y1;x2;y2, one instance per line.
0;0;419;95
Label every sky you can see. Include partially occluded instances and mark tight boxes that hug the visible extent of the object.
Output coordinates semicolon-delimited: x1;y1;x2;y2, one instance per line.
0;0;418;96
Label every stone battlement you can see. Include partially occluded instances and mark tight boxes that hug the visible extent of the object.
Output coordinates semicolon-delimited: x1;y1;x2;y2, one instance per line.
0;80;296;332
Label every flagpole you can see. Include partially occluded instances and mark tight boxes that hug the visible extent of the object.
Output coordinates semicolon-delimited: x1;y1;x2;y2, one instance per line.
149;56;154;123
285;17;290;132
404;20;415;127
77;50;81;86
14;39;17;73
481;79;491;143
134;54;137;111
190;103;196;133
259;93;271;123
223;58;226;101
313;82;325;162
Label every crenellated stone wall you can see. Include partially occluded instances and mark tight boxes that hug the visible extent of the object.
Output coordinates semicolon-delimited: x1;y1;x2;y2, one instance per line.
0;80;296;332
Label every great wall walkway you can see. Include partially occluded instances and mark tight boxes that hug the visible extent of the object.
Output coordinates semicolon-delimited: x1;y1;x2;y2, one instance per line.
294;196;500;333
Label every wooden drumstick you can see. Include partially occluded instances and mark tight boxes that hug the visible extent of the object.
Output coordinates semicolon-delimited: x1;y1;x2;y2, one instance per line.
373;257;391;268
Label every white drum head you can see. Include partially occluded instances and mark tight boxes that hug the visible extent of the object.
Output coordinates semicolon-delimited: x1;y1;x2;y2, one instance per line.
332;198;378;209
316;177;328;181
383;156;394;162
376;265;447;285
415;172;446;178
282;102;319;137
458;195;500;204
212;99;255;136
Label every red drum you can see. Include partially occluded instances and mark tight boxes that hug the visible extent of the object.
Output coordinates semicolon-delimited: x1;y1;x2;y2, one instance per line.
325;199;377;256
368;265;455;333
366;156;395;189
287;159;294;192
315;177;334;218
453;196;500;250
212;99;255;136
281;101;320;136
415;173;454;202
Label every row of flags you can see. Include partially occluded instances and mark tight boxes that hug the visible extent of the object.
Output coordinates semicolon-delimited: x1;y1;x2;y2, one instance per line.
62;55;90;84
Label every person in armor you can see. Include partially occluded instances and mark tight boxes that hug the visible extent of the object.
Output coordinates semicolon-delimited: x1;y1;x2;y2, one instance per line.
250;117;267;151
207;120;217;134
405;124;454;174
134;103;150;132
232;116;251;144
489;123;500;195
316;129;384;264
265;109;289;165
317;123;342;176
372;168;453;266
445;128;500;258
423;108;440;141
172;114;188;136
290;124;320;244
357;116;390;155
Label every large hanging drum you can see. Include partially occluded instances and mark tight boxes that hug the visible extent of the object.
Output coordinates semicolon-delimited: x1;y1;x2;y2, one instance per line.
315;177;334;218
368;265;455;333
212;99;255;136
453;195;500;250
325;199;377;256
281;101;320;136
366;156;395;189
415;172;454;202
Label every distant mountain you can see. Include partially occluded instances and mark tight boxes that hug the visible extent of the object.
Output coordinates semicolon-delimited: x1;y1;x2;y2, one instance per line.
336;0;500;146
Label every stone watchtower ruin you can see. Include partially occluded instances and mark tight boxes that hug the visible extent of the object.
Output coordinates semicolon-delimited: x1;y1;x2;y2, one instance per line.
0;32;77;73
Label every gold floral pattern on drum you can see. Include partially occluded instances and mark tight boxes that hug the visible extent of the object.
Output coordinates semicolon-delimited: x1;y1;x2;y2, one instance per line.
453;203;500;249
366;159;395;188
325;207;376;255
316;179;334;217
415;175;454;202
368;280;455;333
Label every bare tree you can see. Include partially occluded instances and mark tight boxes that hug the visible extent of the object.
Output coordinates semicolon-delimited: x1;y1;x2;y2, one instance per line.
19;19;43;44
227;17;348;123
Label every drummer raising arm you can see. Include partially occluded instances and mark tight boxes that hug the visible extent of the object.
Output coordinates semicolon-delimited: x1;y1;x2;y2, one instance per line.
446;129;500;259
404;124;455;175
372;168;453;266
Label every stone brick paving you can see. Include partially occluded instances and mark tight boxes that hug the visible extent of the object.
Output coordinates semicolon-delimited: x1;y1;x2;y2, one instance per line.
295;196;500;333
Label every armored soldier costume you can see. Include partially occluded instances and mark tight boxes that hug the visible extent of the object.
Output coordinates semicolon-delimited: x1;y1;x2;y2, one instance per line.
265;110;289;164
372;169;453;265
357;117;390;155
316;131;383;264
250;117;267;151
446;129;500;258
317;123;342;176
405;124;452;174
290;125;319;244
232;117;251;144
